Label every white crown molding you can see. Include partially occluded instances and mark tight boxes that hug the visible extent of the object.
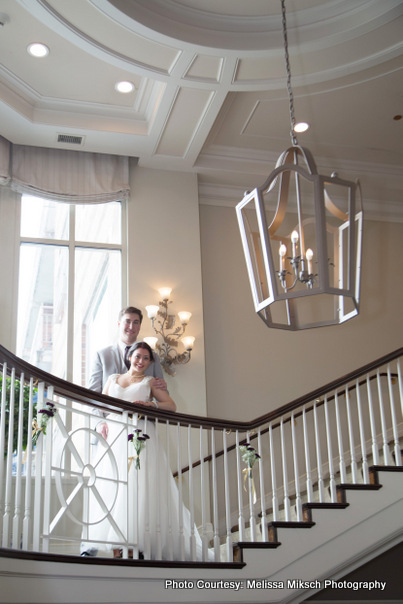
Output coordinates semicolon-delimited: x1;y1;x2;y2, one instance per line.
198;181;403;223
197;145;403;178
197;145;403;224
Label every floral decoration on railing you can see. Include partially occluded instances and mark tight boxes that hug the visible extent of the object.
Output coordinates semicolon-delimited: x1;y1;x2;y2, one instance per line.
32;401;57;447
128;428;150;470
239;444;261;503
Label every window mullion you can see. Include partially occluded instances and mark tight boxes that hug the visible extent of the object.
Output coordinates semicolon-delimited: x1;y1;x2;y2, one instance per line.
66;204;75;383
121;199;128;304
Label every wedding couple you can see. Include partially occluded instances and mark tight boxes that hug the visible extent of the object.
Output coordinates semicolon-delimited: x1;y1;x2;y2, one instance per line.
82;306;211;562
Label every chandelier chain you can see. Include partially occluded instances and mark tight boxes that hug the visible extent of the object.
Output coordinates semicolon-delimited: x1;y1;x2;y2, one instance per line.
281;0;298;146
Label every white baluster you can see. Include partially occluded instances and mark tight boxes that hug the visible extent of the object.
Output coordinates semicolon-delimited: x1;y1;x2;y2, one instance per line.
222;430;232;561
345;385;358;483
12;372;25;548
313;400;324;502
142;414;150;559
335;391;346;483
128;413;136;557
33;382;45;550
165;421;173;560
0;362;7;540
387;364;401;466
199;426;209;561
81;402;91;550
356;379;369;483
246;431;256;540
3;368;15;548
269;423;278;521
176;422;185;560
367;374;379;465
302;405;313;502
280;419;290;521
376;369;391;465
42;385;54;553
235;431;245;542
154;418;162;559
257;428;267;541
22;378;35;549
324;396;336;502
187;424;196;560
291;412;302;521
211;427;220;559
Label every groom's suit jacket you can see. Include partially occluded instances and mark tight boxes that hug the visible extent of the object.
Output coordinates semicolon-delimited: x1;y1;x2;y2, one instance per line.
88;342;164;393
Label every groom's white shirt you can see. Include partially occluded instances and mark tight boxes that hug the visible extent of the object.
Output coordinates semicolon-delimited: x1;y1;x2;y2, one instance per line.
88;341;164;393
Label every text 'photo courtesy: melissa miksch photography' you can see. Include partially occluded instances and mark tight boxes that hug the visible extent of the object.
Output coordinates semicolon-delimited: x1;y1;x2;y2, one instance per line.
164;578;388;592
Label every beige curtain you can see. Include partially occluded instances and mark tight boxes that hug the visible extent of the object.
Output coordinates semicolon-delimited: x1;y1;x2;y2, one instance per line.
0;138;130;203
0;136;11;185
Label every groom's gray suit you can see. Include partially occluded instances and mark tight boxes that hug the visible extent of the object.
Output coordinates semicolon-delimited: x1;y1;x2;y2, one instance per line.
88;342;164;393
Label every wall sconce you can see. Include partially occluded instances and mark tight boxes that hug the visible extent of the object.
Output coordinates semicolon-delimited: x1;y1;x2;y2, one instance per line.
145;288;195;376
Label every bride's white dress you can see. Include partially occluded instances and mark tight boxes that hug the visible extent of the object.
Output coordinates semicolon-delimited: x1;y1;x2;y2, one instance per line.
90;375;210;561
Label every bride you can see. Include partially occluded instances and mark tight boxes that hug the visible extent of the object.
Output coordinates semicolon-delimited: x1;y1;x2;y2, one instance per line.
94;341;211;562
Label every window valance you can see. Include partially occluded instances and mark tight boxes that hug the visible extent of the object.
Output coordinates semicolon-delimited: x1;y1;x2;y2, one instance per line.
0;137;130;203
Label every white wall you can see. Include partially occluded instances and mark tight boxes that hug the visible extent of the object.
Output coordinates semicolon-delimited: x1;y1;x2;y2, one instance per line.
0;187;19;351
127;164;207;417
200;203;403;421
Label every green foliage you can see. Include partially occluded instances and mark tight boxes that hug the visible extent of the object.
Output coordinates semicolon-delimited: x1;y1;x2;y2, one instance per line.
0;374;37;456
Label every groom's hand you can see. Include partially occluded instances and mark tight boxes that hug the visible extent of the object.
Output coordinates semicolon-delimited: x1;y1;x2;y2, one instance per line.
153;378;167;391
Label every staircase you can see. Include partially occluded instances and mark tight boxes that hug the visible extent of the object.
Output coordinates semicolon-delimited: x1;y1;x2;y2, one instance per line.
0;346;402;603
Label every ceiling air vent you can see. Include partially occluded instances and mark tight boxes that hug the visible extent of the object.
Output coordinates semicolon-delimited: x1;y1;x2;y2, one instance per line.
57;134;84;145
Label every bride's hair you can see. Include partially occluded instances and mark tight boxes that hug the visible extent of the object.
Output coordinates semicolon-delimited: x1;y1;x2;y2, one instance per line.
128;341;154;362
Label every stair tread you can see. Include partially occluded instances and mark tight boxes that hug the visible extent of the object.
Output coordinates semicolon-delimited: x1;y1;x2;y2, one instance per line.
234;541;281;549
304;502;349;509
337;483;382;490
370;465;403;472
268;521;315;528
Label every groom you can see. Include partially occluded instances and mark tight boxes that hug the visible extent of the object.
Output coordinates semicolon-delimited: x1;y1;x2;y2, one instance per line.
81;306;166;557
88;306;166;392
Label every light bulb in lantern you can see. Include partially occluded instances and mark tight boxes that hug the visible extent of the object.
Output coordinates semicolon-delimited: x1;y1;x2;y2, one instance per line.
145;305;159;319
158;287;172;300
291;230;299;257
181;336;195;351
279;243;287;271
178;311;192;324
306;248;314;274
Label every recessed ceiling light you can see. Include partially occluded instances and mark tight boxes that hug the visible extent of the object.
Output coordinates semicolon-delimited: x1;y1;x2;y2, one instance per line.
115;81;135;94
27;43;49;58
294;122;310;133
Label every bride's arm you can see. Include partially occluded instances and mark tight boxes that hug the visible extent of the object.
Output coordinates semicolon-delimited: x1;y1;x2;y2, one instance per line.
136;380;176;412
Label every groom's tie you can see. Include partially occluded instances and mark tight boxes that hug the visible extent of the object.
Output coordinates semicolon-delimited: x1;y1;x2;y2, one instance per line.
124;345;131;369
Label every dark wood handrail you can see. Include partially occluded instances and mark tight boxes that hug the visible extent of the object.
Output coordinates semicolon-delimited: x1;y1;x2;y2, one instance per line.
1;344;402;431
174;371;396;477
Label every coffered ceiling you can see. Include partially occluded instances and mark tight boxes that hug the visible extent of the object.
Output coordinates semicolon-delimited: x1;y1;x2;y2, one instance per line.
0;0;402;218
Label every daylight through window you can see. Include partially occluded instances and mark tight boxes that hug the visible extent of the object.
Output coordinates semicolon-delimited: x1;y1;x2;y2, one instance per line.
17;195;124;386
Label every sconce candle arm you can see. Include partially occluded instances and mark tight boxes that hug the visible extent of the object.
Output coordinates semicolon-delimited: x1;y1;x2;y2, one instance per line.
146;290;194;376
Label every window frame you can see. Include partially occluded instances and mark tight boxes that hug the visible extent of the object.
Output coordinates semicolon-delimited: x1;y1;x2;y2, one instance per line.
17;196;128;383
